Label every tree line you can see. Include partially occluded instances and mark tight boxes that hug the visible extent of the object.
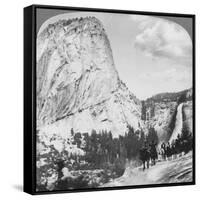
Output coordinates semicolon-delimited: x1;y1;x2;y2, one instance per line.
70;126;158;173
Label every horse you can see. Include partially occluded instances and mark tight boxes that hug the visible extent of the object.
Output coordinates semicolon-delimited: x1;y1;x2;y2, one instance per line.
139;146;150;171
149;143;158;165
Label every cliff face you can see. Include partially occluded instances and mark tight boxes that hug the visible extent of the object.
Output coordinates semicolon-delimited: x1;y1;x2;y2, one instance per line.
144;101;177;142
37;17;143;138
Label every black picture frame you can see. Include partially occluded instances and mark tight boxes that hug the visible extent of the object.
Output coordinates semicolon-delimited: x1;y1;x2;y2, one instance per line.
24;4;196;195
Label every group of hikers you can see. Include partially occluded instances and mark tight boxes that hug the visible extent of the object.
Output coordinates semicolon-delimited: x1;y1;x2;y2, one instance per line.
139;140;157;170
139;133;192;171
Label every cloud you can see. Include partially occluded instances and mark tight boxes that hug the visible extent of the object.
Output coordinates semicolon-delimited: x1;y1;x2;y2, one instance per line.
131;15;192;66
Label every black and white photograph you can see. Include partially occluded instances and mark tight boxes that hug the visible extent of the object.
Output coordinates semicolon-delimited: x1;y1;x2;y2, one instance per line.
35;6;194;192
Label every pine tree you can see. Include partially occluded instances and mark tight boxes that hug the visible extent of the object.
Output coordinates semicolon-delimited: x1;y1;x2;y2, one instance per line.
147;127;158;144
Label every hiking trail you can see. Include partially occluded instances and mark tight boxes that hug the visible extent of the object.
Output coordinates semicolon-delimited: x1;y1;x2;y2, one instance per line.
103;152;193;187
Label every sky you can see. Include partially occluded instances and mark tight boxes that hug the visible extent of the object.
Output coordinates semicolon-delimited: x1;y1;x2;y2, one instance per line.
37;10;193;100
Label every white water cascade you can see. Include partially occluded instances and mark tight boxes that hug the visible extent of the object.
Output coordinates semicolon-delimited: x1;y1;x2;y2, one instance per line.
169;103;183;142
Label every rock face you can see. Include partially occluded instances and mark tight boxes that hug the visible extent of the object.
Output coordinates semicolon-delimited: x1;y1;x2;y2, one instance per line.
143;101;177;143
37;17;143;138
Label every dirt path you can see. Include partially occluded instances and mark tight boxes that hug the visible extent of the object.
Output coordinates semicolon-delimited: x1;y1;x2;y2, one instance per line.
103;152;193;187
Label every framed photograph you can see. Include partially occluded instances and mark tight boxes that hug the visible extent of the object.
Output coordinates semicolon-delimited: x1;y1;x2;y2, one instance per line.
24;4;195;195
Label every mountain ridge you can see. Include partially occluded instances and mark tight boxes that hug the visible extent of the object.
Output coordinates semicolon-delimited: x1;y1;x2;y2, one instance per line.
145;88;192;103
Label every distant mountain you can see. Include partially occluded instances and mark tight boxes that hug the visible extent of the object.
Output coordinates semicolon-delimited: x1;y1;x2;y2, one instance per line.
145;88;192;103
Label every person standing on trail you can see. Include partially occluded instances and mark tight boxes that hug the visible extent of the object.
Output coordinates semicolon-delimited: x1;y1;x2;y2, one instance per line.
171;140;177;160
139;141;150;171
175;134;182;156
145;142;150;169
160;142;166;161
150;140;157;165
166;142;172;161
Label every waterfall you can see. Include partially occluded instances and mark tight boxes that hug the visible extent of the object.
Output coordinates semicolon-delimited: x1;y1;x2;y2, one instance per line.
169;103;183;142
